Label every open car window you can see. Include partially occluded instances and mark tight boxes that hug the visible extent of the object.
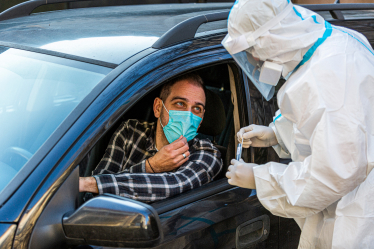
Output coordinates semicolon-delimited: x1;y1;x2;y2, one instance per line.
78;63;236;204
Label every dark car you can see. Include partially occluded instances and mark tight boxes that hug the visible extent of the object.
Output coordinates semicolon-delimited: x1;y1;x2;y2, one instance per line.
0;1;373;249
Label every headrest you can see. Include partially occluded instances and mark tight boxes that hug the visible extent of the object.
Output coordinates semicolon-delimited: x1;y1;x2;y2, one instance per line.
198;89;226;136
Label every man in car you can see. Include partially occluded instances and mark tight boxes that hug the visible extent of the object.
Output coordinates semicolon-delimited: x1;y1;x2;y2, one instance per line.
79;73;222;202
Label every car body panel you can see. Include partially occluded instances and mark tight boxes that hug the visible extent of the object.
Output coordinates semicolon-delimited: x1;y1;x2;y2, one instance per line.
0;224;16;249
0;21;297;247
2;2;372;249
2;36;234;248
0;4;232;64
27;167;80;249
156;187;276;248
94;187;279;249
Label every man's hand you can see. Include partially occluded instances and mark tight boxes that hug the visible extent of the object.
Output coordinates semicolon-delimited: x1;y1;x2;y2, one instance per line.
237;124;278;148
147;136;189;173
79;177;99;193
226;159;257;189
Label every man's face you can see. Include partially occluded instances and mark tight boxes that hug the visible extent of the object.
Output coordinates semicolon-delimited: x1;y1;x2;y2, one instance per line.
156;79;206;128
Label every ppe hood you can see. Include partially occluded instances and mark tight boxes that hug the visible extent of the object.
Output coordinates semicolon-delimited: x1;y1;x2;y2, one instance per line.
223;0;327;99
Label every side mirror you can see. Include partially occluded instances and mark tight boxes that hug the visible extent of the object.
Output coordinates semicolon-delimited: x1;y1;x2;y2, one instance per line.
62;194;163;248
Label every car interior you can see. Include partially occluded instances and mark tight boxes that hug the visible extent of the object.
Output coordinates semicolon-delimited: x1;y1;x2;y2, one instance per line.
78;60;282;207
122;63;235;171
78;63;241;203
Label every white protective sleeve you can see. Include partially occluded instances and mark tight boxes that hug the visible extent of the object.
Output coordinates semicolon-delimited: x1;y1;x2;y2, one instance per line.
269;110;291;159
253;34;370;218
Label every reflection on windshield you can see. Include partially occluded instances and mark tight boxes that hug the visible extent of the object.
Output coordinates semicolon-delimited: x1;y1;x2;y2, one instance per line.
41;36;159;64
0;47;111;193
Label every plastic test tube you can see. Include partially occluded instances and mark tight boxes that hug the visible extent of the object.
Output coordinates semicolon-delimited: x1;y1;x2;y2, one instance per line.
236;137;243;161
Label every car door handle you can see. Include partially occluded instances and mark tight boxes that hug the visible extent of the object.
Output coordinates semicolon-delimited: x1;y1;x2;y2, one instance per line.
236;214;270;249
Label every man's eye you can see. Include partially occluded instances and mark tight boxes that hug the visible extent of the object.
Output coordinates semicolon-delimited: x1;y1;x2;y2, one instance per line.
176;102;184;107
194;106;201;112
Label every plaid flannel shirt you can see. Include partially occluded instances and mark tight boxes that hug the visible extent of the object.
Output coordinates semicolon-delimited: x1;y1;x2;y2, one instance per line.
92;119;222;202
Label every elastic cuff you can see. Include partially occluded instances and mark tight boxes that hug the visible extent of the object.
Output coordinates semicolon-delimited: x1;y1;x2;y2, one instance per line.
93;175;103;195
130;160;146;173
93;174;119;195
270;124;290;154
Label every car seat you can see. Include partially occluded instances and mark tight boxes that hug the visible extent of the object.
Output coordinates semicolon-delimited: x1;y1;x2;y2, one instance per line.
198;89;227;160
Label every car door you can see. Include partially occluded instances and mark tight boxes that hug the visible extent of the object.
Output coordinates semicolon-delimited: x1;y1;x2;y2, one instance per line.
143;37;279;249
3;33;279;249
81;34;280;248
76;33;280;248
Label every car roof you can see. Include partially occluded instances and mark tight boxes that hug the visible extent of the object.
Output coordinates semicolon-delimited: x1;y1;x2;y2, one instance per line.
0;3;232;65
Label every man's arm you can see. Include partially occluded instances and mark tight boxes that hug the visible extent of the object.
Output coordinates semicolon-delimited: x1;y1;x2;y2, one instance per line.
80;177;99;193
93;139;222;202
80;130;191;194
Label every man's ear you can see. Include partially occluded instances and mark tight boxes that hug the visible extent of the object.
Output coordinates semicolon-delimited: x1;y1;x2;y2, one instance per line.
153;97;162;118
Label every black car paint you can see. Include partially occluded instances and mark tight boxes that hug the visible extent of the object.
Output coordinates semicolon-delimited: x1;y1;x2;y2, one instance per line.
7;2;368;248
62;194;163;248
154;187;276;248
0;30;285;248
0;224;15;248
0;5;371;249
0;4;232;64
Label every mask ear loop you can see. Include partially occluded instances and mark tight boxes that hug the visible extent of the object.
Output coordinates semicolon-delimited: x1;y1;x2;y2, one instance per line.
159;101;169;129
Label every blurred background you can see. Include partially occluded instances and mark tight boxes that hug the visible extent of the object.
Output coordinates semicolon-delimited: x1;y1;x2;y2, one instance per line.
1;0;373;14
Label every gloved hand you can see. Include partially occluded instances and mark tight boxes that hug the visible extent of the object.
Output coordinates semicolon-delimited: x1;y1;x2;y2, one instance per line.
237;124;278;148
226;159;257;189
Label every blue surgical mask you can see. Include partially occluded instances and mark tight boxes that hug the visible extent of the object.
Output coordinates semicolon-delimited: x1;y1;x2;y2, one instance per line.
160;101;202;143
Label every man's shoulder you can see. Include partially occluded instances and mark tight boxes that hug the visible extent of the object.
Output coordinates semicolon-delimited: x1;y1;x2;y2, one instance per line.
191;138;221;158
118;119;156;132
192;137;214;149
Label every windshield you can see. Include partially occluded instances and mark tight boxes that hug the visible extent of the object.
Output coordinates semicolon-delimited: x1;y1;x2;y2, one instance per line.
0;47;111;192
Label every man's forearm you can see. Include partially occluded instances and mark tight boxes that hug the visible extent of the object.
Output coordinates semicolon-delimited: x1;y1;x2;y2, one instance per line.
79;177;99;193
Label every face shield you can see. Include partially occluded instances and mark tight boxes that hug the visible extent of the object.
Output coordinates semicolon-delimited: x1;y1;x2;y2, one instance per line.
224;45;279;101
222;2;293;101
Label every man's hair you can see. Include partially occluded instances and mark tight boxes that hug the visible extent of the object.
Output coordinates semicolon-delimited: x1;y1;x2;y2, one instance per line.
159;73;206;102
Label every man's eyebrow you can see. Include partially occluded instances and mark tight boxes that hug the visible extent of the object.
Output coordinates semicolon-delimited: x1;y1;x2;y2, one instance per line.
171;96;205;108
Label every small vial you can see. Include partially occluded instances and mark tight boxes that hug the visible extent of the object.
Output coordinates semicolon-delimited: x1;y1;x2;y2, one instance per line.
236;137;243;161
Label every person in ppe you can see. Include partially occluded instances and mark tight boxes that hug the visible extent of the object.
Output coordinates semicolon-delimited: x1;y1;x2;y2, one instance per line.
222;0;374;248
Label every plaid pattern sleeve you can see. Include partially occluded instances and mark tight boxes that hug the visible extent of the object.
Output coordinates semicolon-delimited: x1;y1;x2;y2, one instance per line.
93;137;223;202
92;119;155;176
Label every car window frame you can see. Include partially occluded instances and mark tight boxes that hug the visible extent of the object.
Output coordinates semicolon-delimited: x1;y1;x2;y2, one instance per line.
5;30;276;249
6;36;233;242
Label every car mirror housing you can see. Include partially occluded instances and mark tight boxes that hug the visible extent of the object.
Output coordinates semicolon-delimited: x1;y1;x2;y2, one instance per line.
62;194;163;248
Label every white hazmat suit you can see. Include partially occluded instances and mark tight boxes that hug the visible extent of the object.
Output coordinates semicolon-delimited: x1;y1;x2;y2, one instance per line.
223;0;374;248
